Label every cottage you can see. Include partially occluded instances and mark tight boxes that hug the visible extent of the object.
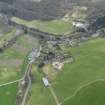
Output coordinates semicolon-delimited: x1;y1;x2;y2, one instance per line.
42;77;50;87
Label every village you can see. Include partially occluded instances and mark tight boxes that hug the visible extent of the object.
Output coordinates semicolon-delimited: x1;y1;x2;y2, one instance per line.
0;0;105;105
0;12;104;105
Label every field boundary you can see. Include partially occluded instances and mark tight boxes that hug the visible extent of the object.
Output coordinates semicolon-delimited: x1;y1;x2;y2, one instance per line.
60;79;105;105
0;79;22;87
0;63;28;88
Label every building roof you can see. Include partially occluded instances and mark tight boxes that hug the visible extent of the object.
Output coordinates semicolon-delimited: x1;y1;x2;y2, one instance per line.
42;77;50;87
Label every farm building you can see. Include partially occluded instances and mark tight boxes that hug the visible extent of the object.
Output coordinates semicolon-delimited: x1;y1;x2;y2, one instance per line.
72;20;89;32
42;77;50;87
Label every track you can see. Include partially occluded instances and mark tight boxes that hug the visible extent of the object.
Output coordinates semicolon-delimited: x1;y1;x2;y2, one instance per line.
21;63;32;105
49;85;61;105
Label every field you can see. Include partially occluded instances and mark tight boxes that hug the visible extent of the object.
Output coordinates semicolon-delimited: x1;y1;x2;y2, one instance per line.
11;17;74;35
0;32;39;84
51;38;105;105
0;28;16;47
63;81;105;105
1;19;105;105
0;82;18;105
28;66;55;105
0;29;40;105
29;38;105;105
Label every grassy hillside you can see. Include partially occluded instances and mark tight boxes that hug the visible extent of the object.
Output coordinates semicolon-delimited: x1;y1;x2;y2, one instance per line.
0;28;16;47
63;81;105;105
11;17;74;35
51;38;105;103
29;66;55;105
0;34;39;84
0;83;18;105
27;38;105;105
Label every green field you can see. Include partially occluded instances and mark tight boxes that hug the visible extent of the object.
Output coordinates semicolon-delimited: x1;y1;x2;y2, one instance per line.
0;28;16;47
11;17;74;35
29;84;55;105
29;66;55;105
63;81;105;105
28;38;105;105
0;34;39;84
0;28;40;105
0;83;18;105
51;38;105;104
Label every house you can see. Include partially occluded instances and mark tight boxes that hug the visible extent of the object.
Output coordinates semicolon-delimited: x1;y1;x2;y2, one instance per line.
42;77;50;87
28;48;38;62
72;21;89;32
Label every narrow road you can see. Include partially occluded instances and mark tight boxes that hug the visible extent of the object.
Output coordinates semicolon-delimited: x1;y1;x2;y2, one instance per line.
21;62;32;105
49;85;61;105
21;48;41;105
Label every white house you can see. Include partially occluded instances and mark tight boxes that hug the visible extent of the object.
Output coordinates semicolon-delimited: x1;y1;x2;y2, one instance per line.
42;77;50;87
72;21;89;32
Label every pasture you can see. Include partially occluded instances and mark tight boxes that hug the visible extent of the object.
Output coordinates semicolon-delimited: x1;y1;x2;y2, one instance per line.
0;33;39;84
51;38;105;104
0;82;18;105
28;38;105;105
63;81;105;105
29;66;55;105
11;17;74;35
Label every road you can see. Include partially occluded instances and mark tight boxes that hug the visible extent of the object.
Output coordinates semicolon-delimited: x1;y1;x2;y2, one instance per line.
49;85;61;105
21;47;41;105
21;62;32;105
